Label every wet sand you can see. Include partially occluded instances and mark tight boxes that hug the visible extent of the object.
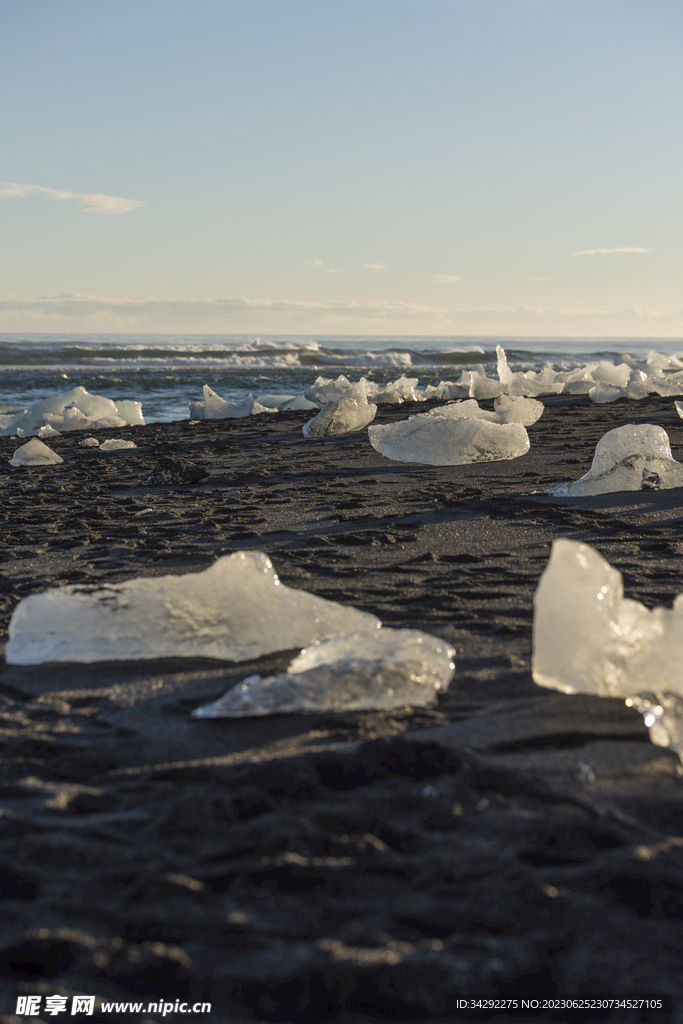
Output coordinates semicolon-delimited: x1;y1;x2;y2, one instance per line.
2;396;683;1022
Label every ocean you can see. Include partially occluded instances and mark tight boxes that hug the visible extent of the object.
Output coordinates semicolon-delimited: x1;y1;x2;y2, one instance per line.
2;334;682;424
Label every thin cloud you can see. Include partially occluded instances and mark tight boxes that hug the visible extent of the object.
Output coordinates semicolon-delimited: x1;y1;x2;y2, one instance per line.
0;181;145;215
303;259;324;266
363;263;386;271
574;247;652;255
324;268;339;274
434;275;463;284
2;293;683;336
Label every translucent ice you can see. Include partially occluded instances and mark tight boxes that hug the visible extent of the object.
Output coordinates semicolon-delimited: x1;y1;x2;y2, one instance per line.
5;551;380;665
9;438;63;467
99;438;138;451
37;424;62;438
192;628;455;717
433;396;543;428
421;380;469;401
676;401;683;419
550;424;683;496
79;437;100;447
368;413;529;466
189;386;254;419
532;539;683;760
0;387;144;436
303;381;377;438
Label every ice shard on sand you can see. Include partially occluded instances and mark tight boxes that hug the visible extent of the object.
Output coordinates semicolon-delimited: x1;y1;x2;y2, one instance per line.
193;628;455;717
368;413;529;466
532;539;683;762
5;552;380;665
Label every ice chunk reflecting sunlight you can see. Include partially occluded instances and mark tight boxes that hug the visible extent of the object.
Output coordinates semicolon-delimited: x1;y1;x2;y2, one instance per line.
303;381;377;438
549;424;683;496
5;551;381;665
192;628;455;717
368;414;529;466
0;387;144;436
9;438;63;467
532;538;683;762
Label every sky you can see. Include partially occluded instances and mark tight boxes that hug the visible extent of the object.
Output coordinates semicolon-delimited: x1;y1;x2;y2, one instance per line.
1;0;681;337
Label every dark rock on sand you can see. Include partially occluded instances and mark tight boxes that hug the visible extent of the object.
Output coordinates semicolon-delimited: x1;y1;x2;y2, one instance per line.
148;455;209;486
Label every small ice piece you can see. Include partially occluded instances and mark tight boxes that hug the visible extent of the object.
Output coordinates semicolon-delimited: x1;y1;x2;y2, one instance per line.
203;385;255;419
278;395;319;411
251;401;277;415
589;381;627;404
421;381;469;401
38;423;62;438
99;438;138;451
469;372;505;401
91;414;127;429
676;401;683;420
191;628;455;717
9;437;64;467
5;551;381;665
79;437;100;447
496;344;513;385
303;381;377;438
493;394;544;426
305;375;354;405
368;413;529;466
591;361;631;386
112;400;144;426
626;368;650;400
549;424;683;496
532;539;683;761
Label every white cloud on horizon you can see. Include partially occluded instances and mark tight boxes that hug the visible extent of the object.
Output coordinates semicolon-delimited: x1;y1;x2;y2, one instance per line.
434;275;463;284
1;292;683;337
363;263;386;270
574;247;652;255
0;181;145;215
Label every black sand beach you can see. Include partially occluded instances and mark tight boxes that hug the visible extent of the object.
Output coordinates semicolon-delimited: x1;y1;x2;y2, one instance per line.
2;396;683;1022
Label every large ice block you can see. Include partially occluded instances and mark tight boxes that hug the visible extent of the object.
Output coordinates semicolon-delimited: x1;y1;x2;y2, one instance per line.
192;628;455;717
9;438;63;467
303;381;377;438
5;551;381;665
532;539;683;760
368;413;529;466
550;424;683;496
0;387;144;436
433;396;543;427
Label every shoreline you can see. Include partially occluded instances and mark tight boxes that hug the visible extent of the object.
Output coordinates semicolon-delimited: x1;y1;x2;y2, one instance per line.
2;395;683;1019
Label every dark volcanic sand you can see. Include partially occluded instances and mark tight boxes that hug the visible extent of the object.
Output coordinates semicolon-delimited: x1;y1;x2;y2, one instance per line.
2;397;683;1023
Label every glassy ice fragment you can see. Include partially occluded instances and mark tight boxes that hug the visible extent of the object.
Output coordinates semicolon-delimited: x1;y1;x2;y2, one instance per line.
589;382;627;404
549;424;683;496
303;382;377;438
532;539;683;761
368;413;529;466
91;414;127;429
79;437;100;447
5;551;381;665
203;385;254;419
99;438;138;451
38;424;62;438
0;386;144;436
9;438;64;467
493;394;544;425
192;628;455;717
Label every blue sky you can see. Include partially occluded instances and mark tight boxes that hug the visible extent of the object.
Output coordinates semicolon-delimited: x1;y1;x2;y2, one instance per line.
1;0;681;335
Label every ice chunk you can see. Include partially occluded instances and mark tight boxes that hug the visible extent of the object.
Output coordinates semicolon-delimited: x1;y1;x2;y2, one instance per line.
676;401;683;419
421;380;469;401
591;361;631;386
496;344;513;385
589;381;627;404
493;394;544;425
5;551;381;665
433;399;498;423
112;400;144;426
532;539;683;761
91;414;127;429
99;438;138;451
0;386;144;436
38;423;61;438
79;437;100;447
204;385;254;419
305;375;354;405
626;368;650;400
550;424;683;496
0;408;26;430
303;381;377;438
253;393;318;411
9;438;63;467
469;372;505;401
192;628;455;717
368;413;529;466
